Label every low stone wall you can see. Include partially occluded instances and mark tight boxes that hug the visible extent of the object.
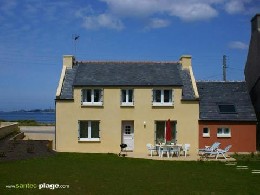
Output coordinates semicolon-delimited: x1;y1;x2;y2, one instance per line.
0;140;55;161
11;132;25;140
0;122;19;139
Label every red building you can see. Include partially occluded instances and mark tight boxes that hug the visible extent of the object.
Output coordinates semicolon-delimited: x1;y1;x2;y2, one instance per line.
197;81;257;152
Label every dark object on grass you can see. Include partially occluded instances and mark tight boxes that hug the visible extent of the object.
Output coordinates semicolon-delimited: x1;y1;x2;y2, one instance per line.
118;144;127;157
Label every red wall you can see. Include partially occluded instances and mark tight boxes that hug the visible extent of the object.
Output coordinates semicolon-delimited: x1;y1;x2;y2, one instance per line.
199;121;256;152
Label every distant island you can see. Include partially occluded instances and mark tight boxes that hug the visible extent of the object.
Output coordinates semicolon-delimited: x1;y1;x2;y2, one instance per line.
0;109;55;113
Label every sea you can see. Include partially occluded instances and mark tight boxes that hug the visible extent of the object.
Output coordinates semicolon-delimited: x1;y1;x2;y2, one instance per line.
0;112;55;124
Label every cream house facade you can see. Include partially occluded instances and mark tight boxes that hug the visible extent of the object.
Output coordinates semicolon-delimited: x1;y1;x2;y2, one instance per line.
55;55;199;154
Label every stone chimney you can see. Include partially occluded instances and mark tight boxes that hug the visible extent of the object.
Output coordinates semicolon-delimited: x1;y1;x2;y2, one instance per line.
251;14;260;33
63;55;75;69
179;55;192;70
179;55;199;99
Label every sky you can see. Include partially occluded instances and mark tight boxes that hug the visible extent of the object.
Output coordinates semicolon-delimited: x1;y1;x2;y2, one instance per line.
0;0;260;111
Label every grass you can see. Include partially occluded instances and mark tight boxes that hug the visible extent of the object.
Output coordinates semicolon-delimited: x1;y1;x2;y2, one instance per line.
0;153;260;194
0;119;54;126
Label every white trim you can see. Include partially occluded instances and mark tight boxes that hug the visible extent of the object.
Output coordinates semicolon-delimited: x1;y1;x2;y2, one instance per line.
202;127;210;137
203;134;210;138
78;121;100;141
152;102;173;106
79;138;100;142
217;134;231;138
217;127;231;138
152;89;173;106
56;66;66;97
121;102;134;107
188;66;199;99
82;102;103;106
82;89;103;106
121;89;134;106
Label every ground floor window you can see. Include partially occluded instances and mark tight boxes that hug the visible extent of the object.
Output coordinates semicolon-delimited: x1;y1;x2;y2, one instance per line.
155;121;176;144
217;127;231;137
203;127;210;137
78;121;100;141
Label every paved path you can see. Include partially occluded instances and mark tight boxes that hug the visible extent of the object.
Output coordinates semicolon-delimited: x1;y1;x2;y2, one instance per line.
126;152;236;161
19;126;55;149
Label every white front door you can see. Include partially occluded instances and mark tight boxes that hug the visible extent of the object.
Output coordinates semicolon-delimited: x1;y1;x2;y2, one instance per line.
122;121;134;151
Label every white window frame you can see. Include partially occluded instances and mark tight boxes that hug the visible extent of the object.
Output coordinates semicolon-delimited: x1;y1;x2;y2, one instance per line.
78;121;100;141
121;89;134;106
217;127;231;138
202;127;210;137
152;89;173;106
82;89;103;106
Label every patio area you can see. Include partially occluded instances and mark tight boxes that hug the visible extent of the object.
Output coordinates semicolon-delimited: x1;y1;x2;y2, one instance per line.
125;152;236;162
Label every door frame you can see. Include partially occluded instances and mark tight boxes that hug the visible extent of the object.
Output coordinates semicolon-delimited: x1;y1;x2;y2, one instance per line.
121;121;134;151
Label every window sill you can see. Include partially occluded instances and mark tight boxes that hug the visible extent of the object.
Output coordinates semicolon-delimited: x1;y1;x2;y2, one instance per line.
121;103;134;107
217;134;231;138
203;134;210;137
152;103;173;107
78;138;100;142
82;102;103;107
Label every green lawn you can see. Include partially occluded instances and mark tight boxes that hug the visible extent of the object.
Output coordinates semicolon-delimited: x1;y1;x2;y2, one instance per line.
1;153;260;194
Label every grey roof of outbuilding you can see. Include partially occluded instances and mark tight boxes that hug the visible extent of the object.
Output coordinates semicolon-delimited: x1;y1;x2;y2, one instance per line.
197;81;257;121
58;61;197;100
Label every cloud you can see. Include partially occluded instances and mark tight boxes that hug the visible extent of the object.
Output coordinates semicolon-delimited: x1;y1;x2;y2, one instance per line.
168;2;218;21
76;0;257;30
146;18;171;29
228;41;248;50
224;0;247;14
82;13;124;30
102;0;220;21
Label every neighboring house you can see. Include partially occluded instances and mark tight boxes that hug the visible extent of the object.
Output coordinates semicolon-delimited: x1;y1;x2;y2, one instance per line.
55;55;199;154
197;81;257;152
245;13;260;148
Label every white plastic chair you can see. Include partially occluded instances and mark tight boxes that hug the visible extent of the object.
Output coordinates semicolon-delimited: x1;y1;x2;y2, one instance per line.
146;144;157;157
182;144;190;157
159;145;170;158
204;145;232;159
170;145;180;157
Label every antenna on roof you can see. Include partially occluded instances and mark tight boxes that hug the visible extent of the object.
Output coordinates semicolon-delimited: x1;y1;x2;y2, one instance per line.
72;34;80;56
223;55;227;81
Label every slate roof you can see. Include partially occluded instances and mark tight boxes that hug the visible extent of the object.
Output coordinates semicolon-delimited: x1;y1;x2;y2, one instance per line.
58;61;197;100
197;81;257;121
74;62;183;86
59;67;78;100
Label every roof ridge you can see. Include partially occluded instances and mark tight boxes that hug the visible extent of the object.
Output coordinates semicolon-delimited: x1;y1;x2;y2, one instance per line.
196;80;245;83
76;60;179;65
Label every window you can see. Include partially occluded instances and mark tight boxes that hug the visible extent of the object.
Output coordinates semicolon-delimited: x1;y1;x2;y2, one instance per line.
121;89;134;106
78;121;100;141
124;125;131;134
155;121;176;144
202;127;210;137
217;127;231;137
82;89;103;106
152;89;173;106
218;104;236;114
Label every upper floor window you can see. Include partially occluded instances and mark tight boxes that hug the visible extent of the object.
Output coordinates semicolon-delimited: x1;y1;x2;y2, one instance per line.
121;89;134;106
82;89;103;106
152;89;173;106
217;127;231;137
78;121;100;141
